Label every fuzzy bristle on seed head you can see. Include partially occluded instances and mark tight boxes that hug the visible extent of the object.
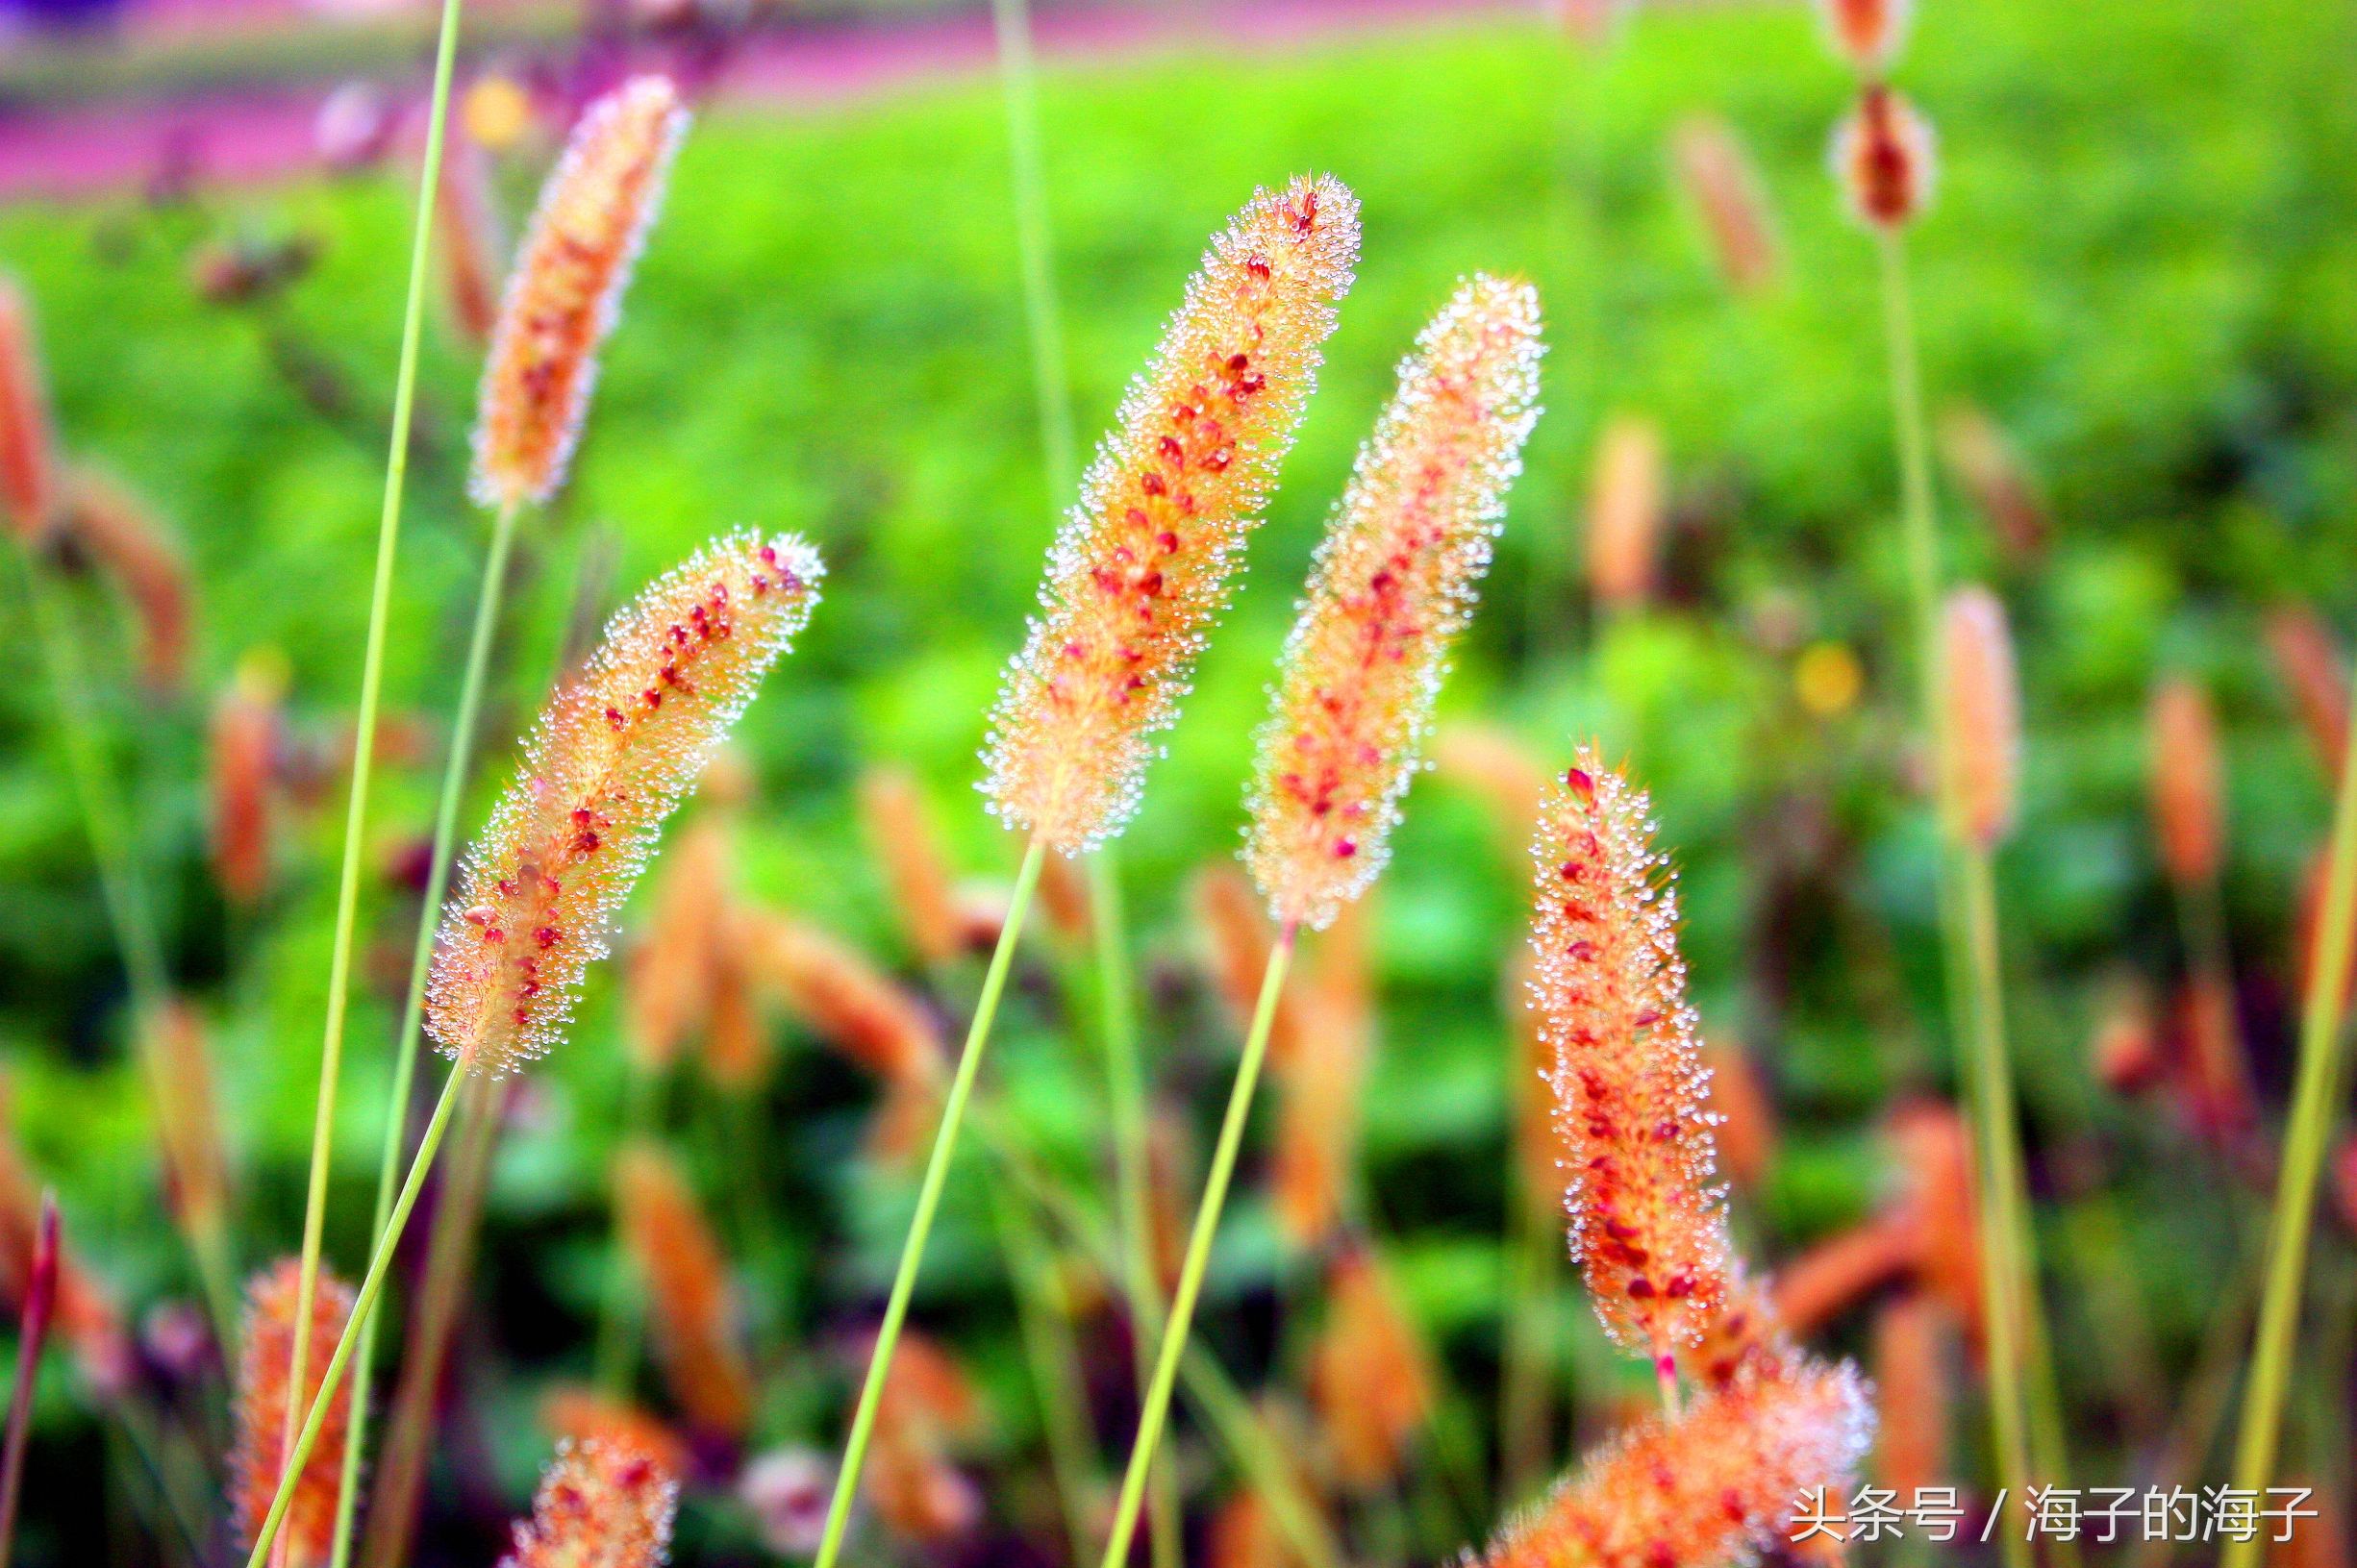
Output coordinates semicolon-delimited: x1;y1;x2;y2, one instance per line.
1819;0;1912;70
983;175;1360;854
427;531;821;1077
1585;414;1665;611
231;1258;357;1568
614;1140;754;1438
469;75;687;509
1942;585;2019;849
1671;117;1782;296
0;277;60;543
1245;275;1542;930
2147;673;2223;889
1527;749;1732;1358
1475;1356;1874;1568
1833;86;1936;232
497;1437;679;1568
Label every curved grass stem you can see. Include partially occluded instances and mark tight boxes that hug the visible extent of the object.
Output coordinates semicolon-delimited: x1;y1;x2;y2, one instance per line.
272;0;470;1544
2220;686;2357;1568
1099;926;1296;1568
809;834;1046;1568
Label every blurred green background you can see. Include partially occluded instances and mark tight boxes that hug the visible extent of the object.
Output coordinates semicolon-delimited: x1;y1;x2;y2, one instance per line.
5;0;2357;1560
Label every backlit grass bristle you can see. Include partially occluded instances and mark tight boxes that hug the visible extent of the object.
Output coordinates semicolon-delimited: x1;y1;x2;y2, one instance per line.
230;1258;356;1568
1192;862;1303;1064
1939;406;2048;560
614;1140;754;1438
0;277;60;543
539;1384;691;1479
1508;950;1574;1224
742;912;943;1085
624;811;736;1073
140;998;228;1238
2147;673;2224;889
1271;899;1375;1248
470;75;689;509
1703;1035;1777;1191
1943;585;2019;849
59;464;192;692
1585;414;1665;612
1819;0;1913;71
1869;1291;1951;1500
983;174;1361;853
1473;1356;1873;1568
1671;117;1782;295
439;128;507;345
859;765;966;968
1833;86;1936;231
1310;1246;1432;1490
426;531;821;1077
1684;1266;1793;1391
1245;274;1542;931
497;1437;679;1568
2266;603;2348;782
1528;751;1733;1365
209;656;285;908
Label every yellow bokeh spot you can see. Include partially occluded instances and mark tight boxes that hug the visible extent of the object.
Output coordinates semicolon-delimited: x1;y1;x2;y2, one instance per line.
1794;640;1864;717
464;76;534;154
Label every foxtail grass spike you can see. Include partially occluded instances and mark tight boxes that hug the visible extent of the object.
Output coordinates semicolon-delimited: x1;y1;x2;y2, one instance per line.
859;766;968;968
210;657;284;907
614;1141;754;1439
0;1192;55;1568
233;1260;357;1568
0;279;60;543
1939;406;2048;560
1309;1247;1433;1491
439;129;506;345
497;1438;678;1568
2266;605;2349;783
470;76;689;509
1819;0;1913;71
141;998;230;1243
1472;1357;1874;1568
742;912;944;1085
1870;1292;1952;1500
1834;86;1936;231
426;531;821;1076
539;1387;691;1480
983;175;1360;853
60;465;192;692
1584;414;1665;612
1671;117;1782;296
1245;274;1542;931
2148;674;2224;889
1702;1036;1776;1191
1528;751;1733;1370
1943;586;2019;850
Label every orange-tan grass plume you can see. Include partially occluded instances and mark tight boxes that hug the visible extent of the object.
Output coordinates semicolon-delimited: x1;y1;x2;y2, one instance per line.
623;808;737;1073
539;1384;691;1479
859;764;967;968
1271;898;1376;1248
1585;414;1665;612
1473;1356;1873;1568
1939;406;2048;560
1942;585;2019;849
1435;722;1552;863
439;126;507;345
2147;673;2224;891
614;1140;754;1438
1869;1291;1951;1501
1833;85;1936;232
1246;274;1542;930
1819;0;1912;72
210;653;287;908
1882;1099;1983;1347
1508;950;1574;1227
1192;862;1303;1065
141;997;230;1241
0;275;60;542
497;1437;679;1568
742;911;944;1086
0;1083;133;1393
470;75;689;509
984;175;1361;853
1309;1245;1433;1490
1701;1035;1776;1192
60;464;192;691
863;1329;986;1544
231;1258;357;1567
426;531;821;1077
2267;603;2348;783
1529;750;1733;1373
1769;1216;1917;1342
1670;116;1782;296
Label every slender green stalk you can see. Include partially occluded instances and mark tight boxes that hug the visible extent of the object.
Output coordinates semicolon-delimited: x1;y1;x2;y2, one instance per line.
273;0;469;1538
2221;683;2357;1568
243;1068;465;1568
988;0;1078;505
811;836;1047;1568
328;489;520;1568
988;1174;1100;1567
1100;928;1295;1568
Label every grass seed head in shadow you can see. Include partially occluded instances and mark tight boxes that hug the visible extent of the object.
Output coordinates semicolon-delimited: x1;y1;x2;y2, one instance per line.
426;531;821;1077
984;174;1361;854
1528;751;1732;1370
498;1438;679;1568
1246;275;1541;931
230;1258;355;1568
470;76;689;510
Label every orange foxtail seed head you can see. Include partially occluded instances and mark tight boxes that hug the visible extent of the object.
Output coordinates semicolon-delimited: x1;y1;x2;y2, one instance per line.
1833;85;1936;232
470;76;688;509
1819;0;1913;71
61;464;192;691
231;1259;356;1568
1942;585;2019;849
1585;414;1665;611
1528;749;1732;1361
984;175;1361;854
1940;406;2048;560
0;277;60;543
1476;1356;1874;1568
1671;117;1782;297
1309;1247;1432;1490
859;765;968;968
498;1438;679;1568
742;912;945;1085
2267;604;2349;783
2147;673;2223;889
427;531;821;1076
614;1141;754;1438
1246;275;1542;931
142;997;228;1236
